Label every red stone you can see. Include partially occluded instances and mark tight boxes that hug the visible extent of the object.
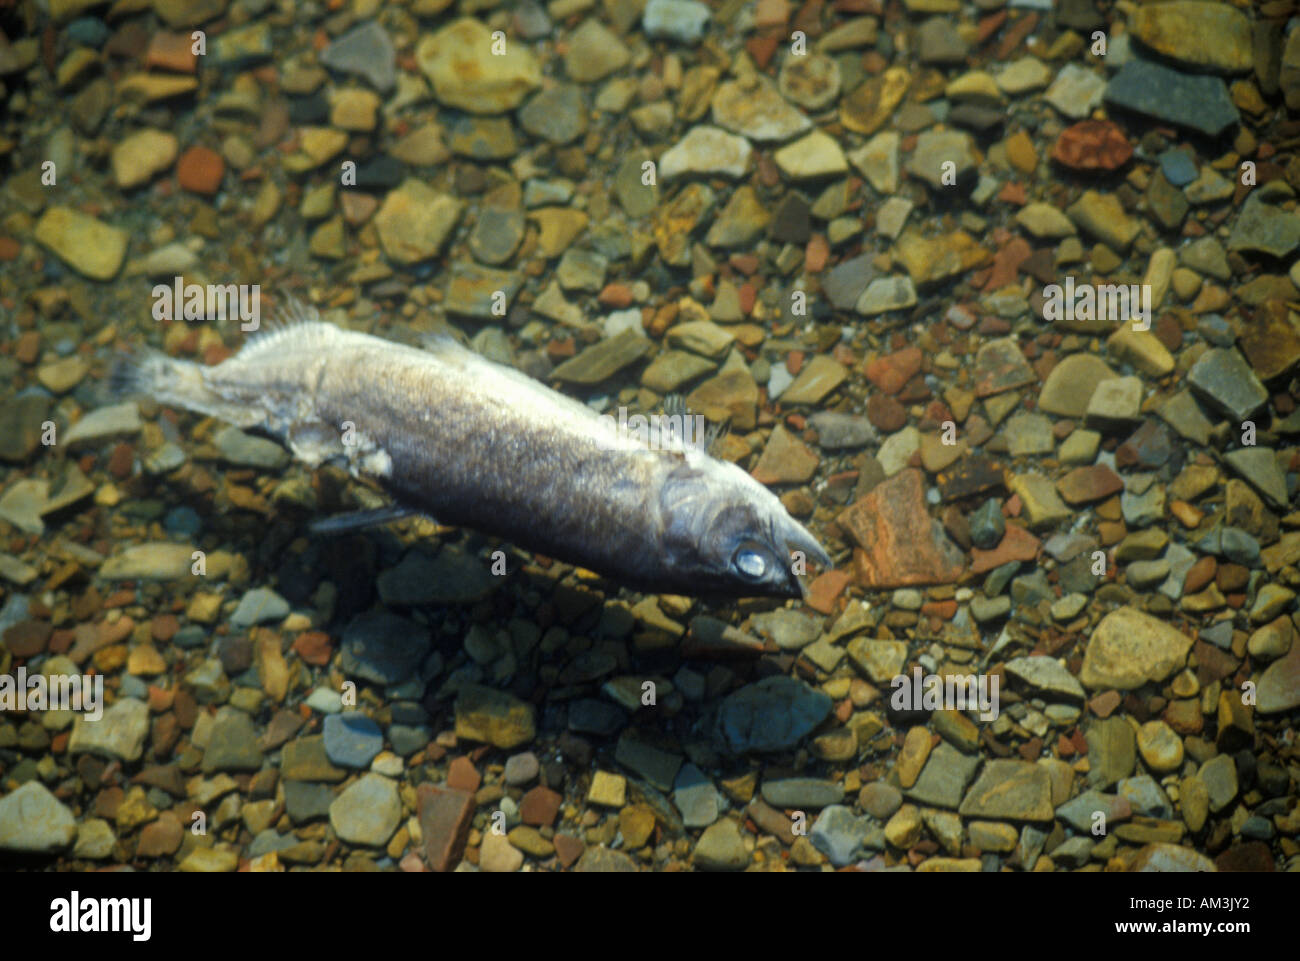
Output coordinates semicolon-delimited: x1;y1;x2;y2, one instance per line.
292;631;334;667
446;756;482;794
597;283;633;308
805;234;829;273
519;785;563;827
1089;690;1121;718
1051;120;1133;172
804;569;851;615
839;469;966;589
984;237;1031;291
176;146;225;195
14;330;40;364
417;784;475;872
864;346;923;395
969;524;1041;574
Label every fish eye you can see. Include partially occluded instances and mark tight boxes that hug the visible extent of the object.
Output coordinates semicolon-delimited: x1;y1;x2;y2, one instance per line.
733;546;769;580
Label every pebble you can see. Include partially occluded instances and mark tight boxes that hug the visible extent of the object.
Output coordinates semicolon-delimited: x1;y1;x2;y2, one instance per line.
773;130;849;180
1104;59;1239;138
320;21;396;92
330;774;402;847
34;206;128;280
711;77;810;142
323;713;384;769
0;781;77;852
68;697;149;762
659;126;752;180
713;676;831;753
1079;607;1193;690
642;0;711;44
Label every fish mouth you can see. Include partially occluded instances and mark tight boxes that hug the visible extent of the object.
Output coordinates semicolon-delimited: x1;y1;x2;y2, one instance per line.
776;519;834;598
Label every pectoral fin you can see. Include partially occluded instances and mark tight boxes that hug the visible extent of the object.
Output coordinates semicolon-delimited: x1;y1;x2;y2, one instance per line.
309;504;425;536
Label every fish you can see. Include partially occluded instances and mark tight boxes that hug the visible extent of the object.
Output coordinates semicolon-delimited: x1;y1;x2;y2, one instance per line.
113;300;833;599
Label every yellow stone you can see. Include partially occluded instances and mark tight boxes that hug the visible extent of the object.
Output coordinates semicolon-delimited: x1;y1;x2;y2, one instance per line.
587;770;627;808
1005;130;1038;176
34;206;128;281
840;67;910;135
127;643;166;676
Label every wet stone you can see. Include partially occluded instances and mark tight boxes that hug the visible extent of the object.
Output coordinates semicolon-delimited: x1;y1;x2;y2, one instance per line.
518;83;586;145
1104;59;1239;138
323;713;383;769
905;743;980;809
469;207;525;265
714;676;832;753
711;77;810;142
0;781;77;853
810;805;873;866
320;20;395;92
1046;63;1106;119
339;611;432;686
330;773;401;847
1187;348;1267;423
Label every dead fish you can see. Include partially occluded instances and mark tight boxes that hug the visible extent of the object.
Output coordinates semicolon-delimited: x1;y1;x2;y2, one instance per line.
114;301;832;598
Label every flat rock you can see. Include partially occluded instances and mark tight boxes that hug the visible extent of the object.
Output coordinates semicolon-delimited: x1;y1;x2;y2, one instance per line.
339;610;431;685
0;781;77;852
838;469;965;588
958;760;1055;821
101;542;196;579
1105;59;1239;138
714;676;832;753
69;697;149;762
455;683;536;749
416;18;540;112
1187;348;1267;423
660;125;752;180
711;77;810;142
1080;607;1194;690
35;206;128;280
374;179;462;265
1130;1;1253;75
330;773;401;846
320;20;395;92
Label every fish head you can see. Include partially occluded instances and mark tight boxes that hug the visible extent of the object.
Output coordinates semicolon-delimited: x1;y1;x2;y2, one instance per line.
657;453;833;598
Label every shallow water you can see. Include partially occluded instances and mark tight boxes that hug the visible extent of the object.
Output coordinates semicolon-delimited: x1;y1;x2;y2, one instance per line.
0;0;1296;875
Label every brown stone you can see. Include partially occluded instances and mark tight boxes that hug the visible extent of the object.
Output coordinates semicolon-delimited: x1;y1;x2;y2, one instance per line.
519;785;563;827
1056;464;1123;505
1183;556;1216;595
446;756;482;793
136;812;183;857
418;783;475;872
864;346;923;395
